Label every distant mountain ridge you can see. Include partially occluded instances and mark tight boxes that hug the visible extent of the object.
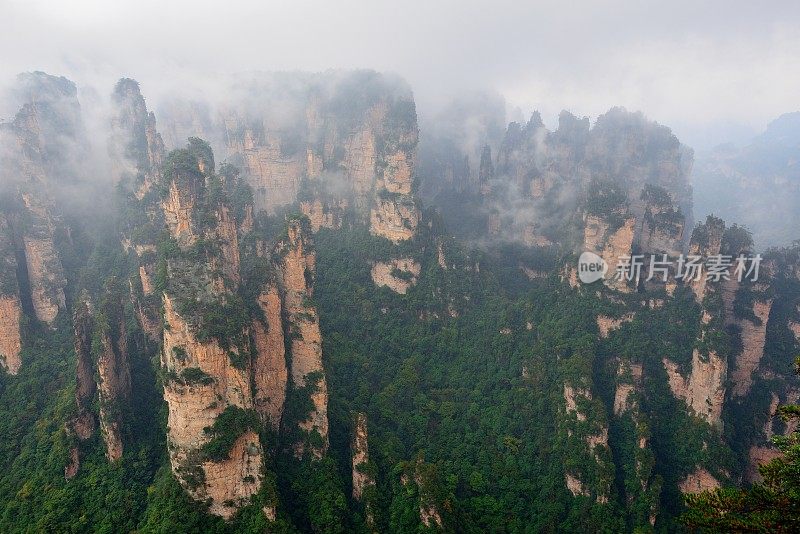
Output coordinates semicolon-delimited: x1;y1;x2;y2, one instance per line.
693;111;800;249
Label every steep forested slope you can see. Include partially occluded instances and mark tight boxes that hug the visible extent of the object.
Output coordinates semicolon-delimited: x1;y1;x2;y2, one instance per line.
0;71;798;533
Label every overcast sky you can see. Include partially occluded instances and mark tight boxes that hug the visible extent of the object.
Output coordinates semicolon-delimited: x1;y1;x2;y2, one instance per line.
2;0;799;149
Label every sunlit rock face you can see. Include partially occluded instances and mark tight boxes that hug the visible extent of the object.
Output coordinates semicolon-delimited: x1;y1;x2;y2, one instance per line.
663;350;727;427
371;258;421;294
0;214;22;375
679;468;721;494
278;219;329;456
157;143;267;519
582;214;636;291
251;285;288;430
156;71;421;241
161;294;262;519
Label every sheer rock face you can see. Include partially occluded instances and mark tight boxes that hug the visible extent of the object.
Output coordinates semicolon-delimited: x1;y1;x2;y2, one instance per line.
66;295;131;468
613;382;636;416
0;296;22;375
351;413;375;528
678;468;720;494
162;294;252;445
476;108;692;249
370;258;421;294
201;430;263;518
0;74;83;327
17;190;66;325
227;129;307;213
746;446;782;483
158;148;266;517
730;299;772;398
300;199;345;232
110;78;166;342
162;294;259;516
565;473;590;497
69;302;97;443
663;350;727;427
157;72;420;241
252;286;288;430
110;78;165;198
583;215;636;291
0;215;22;374
163;179;199;247
64;448;81;480
369;198;419;243
96;300;132;462
351;413;374;501
720;273;773;398
23;233;66;324
213;205;242;285
687;217;725;302
636;188;685;257
65;301;96;478
280;221;329;455
0;216;22;374
659;216;730;427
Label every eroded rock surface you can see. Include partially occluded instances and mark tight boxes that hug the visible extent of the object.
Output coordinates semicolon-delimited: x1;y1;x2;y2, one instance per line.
279;220;329;455
371;258;421;294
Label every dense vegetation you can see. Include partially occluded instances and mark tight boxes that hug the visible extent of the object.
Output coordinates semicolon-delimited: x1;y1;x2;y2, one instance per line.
0;149;798;533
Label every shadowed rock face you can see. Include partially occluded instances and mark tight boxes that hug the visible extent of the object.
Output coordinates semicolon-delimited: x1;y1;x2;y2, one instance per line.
65;300;96;479
428;107;692;254
95;294;132;462
0;72;86;330
110;78;165;198
65;291;131;473
110;78;168;344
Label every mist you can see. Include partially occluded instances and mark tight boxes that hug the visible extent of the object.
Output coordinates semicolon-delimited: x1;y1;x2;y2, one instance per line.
2;0;800;151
